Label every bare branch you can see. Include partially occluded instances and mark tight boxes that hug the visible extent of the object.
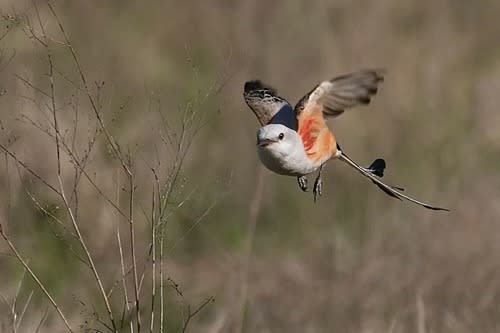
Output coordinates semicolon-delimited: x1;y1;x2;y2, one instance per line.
0;223;73;332
47;3;131;175
14;74;51;98
34;307;49;333
0;143;60;195
149;189;156;333
57;175;118;332
115;169;134;333
181;297;215;333
127;171;141;332
15;291;33;332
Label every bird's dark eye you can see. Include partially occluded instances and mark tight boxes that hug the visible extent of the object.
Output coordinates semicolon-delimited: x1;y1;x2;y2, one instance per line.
278;133;284;140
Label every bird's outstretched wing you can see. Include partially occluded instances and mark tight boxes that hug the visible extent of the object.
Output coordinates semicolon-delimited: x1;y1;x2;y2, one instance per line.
243;80;295;129
338;149;449;211
292;69;384;158
294;69;385;118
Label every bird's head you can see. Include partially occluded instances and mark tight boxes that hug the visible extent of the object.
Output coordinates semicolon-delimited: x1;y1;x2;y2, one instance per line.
255;124;309;176
256;124;300;153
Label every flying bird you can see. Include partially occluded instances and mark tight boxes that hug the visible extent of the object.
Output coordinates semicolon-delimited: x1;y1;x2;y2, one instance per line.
243;69;449;211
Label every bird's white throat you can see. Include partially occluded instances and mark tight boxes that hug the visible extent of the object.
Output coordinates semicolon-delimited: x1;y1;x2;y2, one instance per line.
256;124;320;176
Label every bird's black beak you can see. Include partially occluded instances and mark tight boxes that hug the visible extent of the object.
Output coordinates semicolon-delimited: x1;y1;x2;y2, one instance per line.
257;138;277;147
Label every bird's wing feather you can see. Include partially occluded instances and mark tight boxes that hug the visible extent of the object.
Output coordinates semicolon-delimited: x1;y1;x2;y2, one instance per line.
243;80;294;128
294;69;385;118
293;69;384;157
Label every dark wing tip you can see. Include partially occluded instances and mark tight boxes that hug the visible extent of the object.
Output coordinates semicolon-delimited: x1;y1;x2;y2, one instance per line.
357;69;385;104
244;80;262;92
370;68;386;82
359;96;372;104
331;68;386;83
244;80;277;95
362;68;386;86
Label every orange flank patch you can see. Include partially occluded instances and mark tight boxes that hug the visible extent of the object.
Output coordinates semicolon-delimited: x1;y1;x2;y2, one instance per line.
297;103;337;163
298;117;318;152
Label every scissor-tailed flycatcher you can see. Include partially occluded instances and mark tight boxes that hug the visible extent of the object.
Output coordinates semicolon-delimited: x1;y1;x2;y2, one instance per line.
243;69;449;211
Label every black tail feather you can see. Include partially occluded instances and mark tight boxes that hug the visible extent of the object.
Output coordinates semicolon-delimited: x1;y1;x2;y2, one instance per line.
367;158;386;177
366;158;406;192
338;151;449;211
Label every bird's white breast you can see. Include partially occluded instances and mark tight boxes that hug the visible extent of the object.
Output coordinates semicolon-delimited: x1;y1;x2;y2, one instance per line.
256;135;321;176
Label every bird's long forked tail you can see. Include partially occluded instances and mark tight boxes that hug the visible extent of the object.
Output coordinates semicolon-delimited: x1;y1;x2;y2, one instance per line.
338;151;450;211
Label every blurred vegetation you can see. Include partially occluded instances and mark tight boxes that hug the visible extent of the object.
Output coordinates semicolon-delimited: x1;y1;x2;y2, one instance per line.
1;0;500;332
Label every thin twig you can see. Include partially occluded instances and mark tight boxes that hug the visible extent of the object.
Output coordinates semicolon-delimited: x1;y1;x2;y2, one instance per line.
33;0;60;175
16;291;33;332
0;291;15;333
3;151;12;229
57;175;118;332
14;74;51;98
168;199;218;253
126;166;141;332
150;189;156;333
181;297;215;333
35;307;49;333
236;166;265;333
116;169;134;333
0;223;73;332
18;108;129;220
29;4;119;330
0;143;60;195
12;266;31;333
12;157;88;267
159;227;165;333
47;3;130;175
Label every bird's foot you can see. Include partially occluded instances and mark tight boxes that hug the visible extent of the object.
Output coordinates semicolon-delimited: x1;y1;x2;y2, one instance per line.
313;175;322;202
297;176;308;192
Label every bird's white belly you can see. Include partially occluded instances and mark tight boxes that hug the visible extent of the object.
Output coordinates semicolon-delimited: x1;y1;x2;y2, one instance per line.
257;146;319;176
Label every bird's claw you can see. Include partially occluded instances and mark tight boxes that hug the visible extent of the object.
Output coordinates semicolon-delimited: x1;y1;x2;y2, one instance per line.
313;176;322;202
297;176;308;192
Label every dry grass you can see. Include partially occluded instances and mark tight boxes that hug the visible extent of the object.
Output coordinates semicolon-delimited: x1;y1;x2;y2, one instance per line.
0;0;500;332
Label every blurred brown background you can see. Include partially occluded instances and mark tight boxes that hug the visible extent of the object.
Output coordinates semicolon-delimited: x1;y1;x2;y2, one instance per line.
1;0;500;332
